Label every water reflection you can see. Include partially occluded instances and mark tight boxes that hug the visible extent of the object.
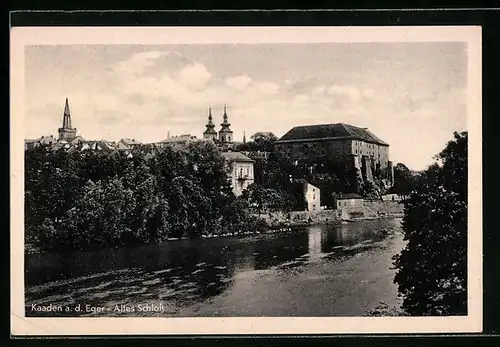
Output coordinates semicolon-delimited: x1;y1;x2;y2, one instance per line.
308;226;323;261
25;218;402;317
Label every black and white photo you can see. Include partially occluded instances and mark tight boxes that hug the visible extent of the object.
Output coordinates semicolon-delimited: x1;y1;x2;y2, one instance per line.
10;25;482;335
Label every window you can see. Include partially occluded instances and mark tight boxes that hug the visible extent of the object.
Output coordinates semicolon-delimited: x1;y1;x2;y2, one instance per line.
313;194;316;200
246;168;249;176
240;168;243;177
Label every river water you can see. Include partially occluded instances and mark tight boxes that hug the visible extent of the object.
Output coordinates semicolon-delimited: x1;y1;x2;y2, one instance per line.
25;218;406;317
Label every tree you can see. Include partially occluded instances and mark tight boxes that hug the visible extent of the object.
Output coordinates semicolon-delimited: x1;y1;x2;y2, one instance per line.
361;180;381;201
249;132;278;152
242;183;288;215
242;183;267;215
391;163;415;199
63;177;136;250
393;131;467;315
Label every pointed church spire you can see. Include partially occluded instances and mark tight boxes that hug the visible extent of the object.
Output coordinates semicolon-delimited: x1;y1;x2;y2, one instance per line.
208;106;213;123
221;104;230;127
243;131;246;144
203;105;217;140
63;97;71;129
219;104;233;143
58;97;77;141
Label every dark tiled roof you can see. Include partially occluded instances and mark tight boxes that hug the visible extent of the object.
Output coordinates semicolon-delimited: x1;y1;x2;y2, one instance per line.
276;123;388;146
221;152;254;163
338;193;363;200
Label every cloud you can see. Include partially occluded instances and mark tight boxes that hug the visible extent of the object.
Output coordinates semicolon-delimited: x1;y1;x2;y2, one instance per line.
113;50;169;76
312;86;326;96
225;75;252;90
327;85;361;102
178;63;212;89
294;94;309;103
362;89;376;99
98;109;132;125
255;81;280;95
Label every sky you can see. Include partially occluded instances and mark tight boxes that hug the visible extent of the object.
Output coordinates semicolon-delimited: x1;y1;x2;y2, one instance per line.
24;42;467;171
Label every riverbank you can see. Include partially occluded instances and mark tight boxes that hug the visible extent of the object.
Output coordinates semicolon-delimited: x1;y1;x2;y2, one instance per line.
25;210;405;255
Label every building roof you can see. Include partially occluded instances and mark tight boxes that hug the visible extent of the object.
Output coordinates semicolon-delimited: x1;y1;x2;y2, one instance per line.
120;138;142;146
338;193;363;200
276;123;389;146
160;135;197;143
68;136;86;144
296;179;319;189
221;152;255;163
38;136;56;145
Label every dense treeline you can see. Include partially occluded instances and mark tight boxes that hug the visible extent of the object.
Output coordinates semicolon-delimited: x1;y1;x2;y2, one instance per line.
393;131;468;315
25;141;261;252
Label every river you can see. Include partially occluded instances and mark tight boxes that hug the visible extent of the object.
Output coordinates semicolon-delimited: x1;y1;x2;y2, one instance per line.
25;218;406;317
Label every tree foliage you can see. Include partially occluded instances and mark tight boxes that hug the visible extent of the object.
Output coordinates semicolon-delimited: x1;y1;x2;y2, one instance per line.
235;132;278;152
391;163;416;198
25;141;258;252
393;131;468;315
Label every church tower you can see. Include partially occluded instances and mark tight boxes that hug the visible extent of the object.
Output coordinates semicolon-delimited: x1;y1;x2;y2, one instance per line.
203;106;218;141
218;104;233;143
58;98;77;141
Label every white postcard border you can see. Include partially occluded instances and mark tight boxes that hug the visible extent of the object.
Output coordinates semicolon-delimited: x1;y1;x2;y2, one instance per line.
10;25;483;335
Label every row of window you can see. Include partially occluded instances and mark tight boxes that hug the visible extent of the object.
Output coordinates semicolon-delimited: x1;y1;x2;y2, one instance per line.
235;167;251;177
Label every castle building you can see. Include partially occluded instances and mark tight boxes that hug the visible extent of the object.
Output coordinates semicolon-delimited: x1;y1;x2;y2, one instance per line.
218;105;233;143
58;98;78;141
274;123;393;185
275;123;389;167
203;106;218;141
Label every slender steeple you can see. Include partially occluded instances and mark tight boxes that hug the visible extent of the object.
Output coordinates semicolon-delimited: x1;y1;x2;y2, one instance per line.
203;106;217;141
218;104;233;143
243;131;246;144
63;97;71;128
58;97;77;141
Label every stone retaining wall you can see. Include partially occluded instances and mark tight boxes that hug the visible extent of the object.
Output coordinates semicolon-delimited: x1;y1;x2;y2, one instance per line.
257;201;404;225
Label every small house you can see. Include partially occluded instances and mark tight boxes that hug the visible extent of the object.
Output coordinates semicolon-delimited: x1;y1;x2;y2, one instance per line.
297;179;320;212
221;152;255;197
335;193;364;210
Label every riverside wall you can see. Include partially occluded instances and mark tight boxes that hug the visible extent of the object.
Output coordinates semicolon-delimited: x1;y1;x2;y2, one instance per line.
259;201;404;226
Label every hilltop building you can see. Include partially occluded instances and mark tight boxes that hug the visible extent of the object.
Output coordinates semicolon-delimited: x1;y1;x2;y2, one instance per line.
275;123;393;185
221;152;255;197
